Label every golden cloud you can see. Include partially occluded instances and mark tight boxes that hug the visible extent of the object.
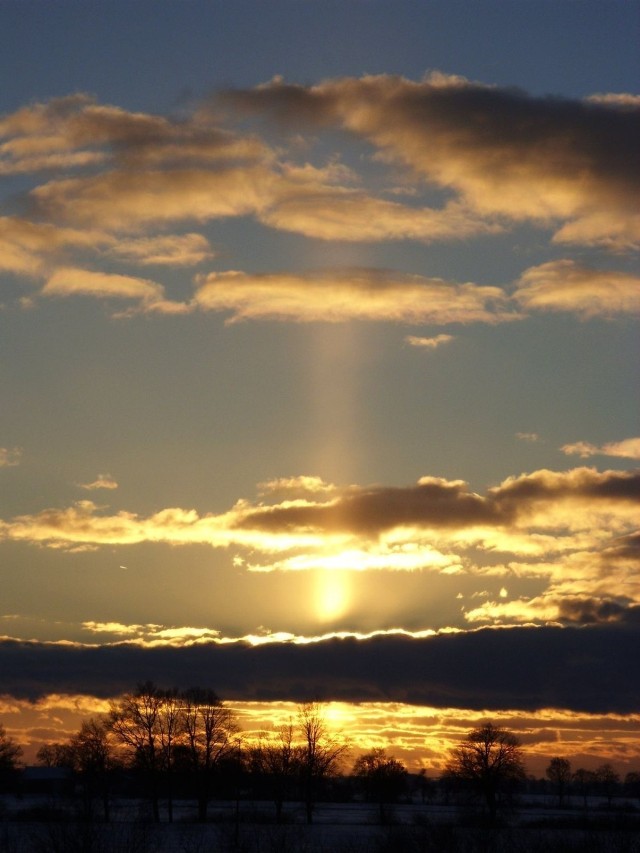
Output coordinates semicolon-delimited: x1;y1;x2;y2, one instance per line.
32;166;276;231
42;267;166;303
0;94;270;174
224;73;640;248
405;334;454;349
261;190;501;242
0;216;109;277
0;447;22;468
77;474;119;491
561;437;640;461
0;468;637;630
193;268;512;324
514;260;640;318
1;468;636;550
107;233;214;266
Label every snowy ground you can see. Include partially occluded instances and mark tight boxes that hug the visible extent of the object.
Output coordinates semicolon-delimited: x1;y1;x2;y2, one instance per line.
1;797;639;852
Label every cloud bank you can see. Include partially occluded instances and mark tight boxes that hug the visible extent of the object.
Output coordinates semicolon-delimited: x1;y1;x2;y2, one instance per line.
0;78;637;324
1;625;638;714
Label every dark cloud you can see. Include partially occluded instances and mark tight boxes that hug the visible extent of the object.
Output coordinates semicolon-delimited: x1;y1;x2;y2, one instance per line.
237;468;639;537
220;74;640;247
2;625;638;714
490;467;640;512
222;75;639;201
239;478;500;535
600;532;640;562
556;597;630;624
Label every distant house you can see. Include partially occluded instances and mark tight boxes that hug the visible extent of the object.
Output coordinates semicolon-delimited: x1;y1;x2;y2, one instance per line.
21;766;74;797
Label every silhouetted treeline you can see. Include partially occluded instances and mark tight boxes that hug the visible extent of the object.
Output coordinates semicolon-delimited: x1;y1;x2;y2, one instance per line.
2;690;639;827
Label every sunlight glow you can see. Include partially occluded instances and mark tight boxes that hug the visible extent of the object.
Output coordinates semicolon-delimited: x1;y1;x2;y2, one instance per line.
314;571;352;623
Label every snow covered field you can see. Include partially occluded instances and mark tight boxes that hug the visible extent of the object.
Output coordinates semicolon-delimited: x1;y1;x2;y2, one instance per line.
2;797;640;852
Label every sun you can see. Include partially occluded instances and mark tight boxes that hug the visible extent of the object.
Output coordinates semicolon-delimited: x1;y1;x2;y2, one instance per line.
314;571;352;623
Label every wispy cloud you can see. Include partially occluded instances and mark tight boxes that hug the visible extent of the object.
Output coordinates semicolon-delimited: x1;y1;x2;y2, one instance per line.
516;432;540;443
193;268;512;324
223;72;640;249
106;233;214;266
561;437;640;460
514;261;640;318
77;474;118;491
1;84;637;327
0;447;22;468
405;334;454;349
0;216;109;277
1;468;638;632
42;267;165;303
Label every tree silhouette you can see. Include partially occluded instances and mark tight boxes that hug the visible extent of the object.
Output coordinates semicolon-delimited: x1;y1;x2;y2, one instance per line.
180;686;238;821
156;687;183;823
352;748;408;824
298;702;348;824
0;723;22;792
248;722;299;823
69;717;117;821
573;767;596;810
444;722;525;824
545;756;571;808
108;681;164;822
595;763;620;808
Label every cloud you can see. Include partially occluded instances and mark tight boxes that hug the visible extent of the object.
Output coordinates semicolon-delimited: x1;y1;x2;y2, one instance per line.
80;621;222;647
260;191;501;243
516;432;540;443
0;447;22;468
10;79;637;262
77;474;118;491
3;88;638;327
463;593;638;628
405;334;454;349
193;268;513;324
555;598;635;625
31;166;276;231
107;233;214;266
0;468;637;632
561;437;640;460
514;261;640;318
222;73;640;249
0;93;269;175
0;216;108;278
1;468;637;549
0;625;638;713
257;475;340;498
41;267;167;305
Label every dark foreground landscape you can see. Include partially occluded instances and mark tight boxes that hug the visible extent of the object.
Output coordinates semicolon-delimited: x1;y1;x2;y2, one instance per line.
2;797;640;853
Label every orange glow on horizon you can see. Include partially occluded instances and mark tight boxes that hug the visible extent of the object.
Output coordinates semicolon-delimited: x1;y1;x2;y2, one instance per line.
5;693;638;779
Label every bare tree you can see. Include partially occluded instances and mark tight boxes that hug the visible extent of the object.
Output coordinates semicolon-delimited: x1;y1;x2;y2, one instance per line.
156;687;183;823
352;748;408;824
573;767;596;810
444;722;525;824
595;762;620;808
181;687;238;821
108;681;164;822
298;702;349;824
624;771;640;804
0;723;22;791
70;717;117;821
36;741;75;768
545;756;572;808
248;722;300;823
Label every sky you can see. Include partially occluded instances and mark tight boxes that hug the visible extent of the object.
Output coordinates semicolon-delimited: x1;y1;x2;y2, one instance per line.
0;0;639;776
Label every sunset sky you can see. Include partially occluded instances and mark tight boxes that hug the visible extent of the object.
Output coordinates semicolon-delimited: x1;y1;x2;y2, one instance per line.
1;0;638;776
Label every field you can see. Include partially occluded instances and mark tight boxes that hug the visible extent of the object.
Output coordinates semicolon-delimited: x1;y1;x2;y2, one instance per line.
2;797;640;853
